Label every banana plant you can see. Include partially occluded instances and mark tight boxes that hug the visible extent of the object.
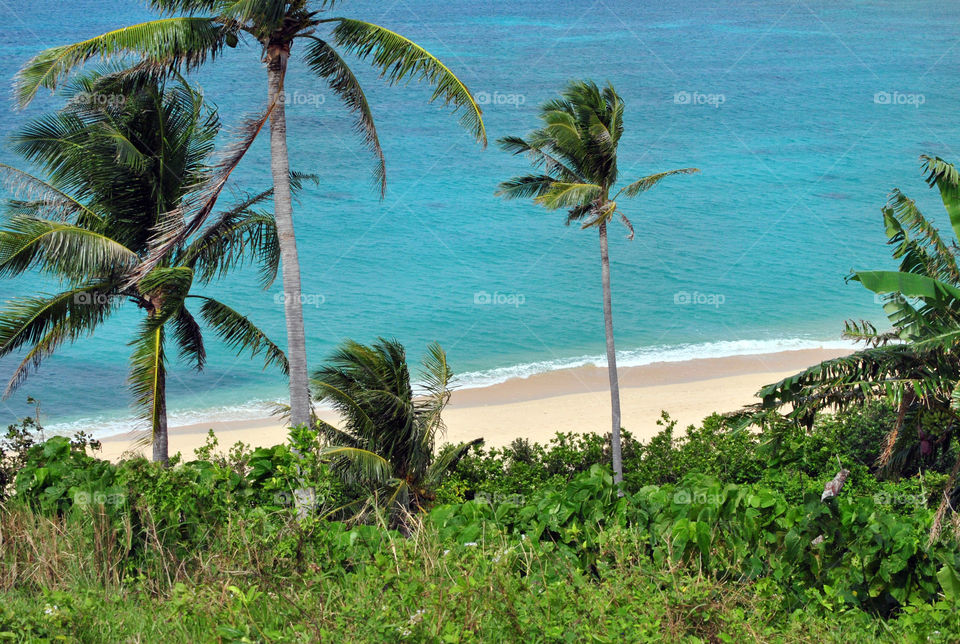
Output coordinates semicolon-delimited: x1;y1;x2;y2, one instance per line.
754;156;960;478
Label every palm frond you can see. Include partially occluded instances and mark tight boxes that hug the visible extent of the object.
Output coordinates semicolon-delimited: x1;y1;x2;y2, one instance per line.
315;418;361;449
615;168;701;199
303;37;386;195
0;284;124;398
416;342;453;447
495;175;557;201
218;0;288;33
841;319;900;347
128;321;167;438
15;18;226;107
883;189;960;283
181;171;315;286
0;283;120;362
0;216;138;283
425;438;483;487
147;0;220;14
534;182;602;210
182;210;278;286
171;304;206;370
320;445;394;486
921;155;960;242
133;104;275;284
496;136;582;182
192;296;288;374
330;18;486;146
0;163;104;227
753;343;952;421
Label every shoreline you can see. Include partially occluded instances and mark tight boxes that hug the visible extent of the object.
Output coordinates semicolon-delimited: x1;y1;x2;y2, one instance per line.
97;347;849;462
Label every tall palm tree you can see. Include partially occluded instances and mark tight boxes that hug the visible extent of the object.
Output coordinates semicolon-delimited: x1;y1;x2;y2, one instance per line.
14;1;487;429
496;80;699;484
311;338;480;516
0;71;288;462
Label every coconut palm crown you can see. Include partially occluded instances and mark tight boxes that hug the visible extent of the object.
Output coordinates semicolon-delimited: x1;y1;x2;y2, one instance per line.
0;71;290;462
311;338;480;516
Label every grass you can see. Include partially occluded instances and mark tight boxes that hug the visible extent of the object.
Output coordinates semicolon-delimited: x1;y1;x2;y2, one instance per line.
0;504;954;643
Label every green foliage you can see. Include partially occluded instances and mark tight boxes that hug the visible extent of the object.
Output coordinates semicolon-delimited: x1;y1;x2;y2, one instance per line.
443;404;917;506
0;72;287;462
6;405;960;638
312;338;480;516
0;416;42;500
431;465;960;616
12;435;115;516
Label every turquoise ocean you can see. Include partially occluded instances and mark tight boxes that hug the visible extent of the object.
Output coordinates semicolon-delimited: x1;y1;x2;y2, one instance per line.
1;0;959;436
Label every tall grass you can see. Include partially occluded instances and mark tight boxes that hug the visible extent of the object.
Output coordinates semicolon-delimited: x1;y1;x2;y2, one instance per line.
0;501;938;642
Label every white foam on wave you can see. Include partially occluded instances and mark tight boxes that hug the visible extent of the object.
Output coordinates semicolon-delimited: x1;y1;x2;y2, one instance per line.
452;337;857;389
45;399;282;440
46;336;856;439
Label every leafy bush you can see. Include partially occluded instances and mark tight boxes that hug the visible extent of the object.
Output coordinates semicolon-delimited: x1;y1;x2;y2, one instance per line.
0;416;41;501
442;403;943;506
431;465;960;615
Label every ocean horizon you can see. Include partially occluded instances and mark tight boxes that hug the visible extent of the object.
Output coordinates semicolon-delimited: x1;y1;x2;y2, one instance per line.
2;0;959;437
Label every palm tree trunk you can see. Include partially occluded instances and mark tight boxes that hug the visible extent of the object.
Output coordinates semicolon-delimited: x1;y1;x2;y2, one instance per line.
598;221;623;484
152;357;168;464
267;48;312;428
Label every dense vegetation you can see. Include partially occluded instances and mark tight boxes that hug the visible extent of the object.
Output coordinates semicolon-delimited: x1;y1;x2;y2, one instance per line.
3;401;960;641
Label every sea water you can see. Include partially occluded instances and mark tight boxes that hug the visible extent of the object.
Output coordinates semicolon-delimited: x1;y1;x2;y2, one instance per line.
0;0;957;436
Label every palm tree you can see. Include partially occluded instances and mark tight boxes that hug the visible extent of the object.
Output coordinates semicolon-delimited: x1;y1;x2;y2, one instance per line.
311;338;480;516
14;1;487;429
0;71;288;463
495;80;699;484
752;156;960;477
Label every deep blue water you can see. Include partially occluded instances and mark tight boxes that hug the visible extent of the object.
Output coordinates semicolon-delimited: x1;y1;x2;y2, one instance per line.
1;0;959;435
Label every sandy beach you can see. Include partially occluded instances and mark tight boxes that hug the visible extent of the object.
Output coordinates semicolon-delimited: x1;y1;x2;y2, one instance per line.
95;347;848;461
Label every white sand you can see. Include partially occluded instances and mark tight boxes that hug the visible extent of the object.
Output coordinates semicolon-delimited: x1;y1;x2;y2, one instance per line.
97;347;847;461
